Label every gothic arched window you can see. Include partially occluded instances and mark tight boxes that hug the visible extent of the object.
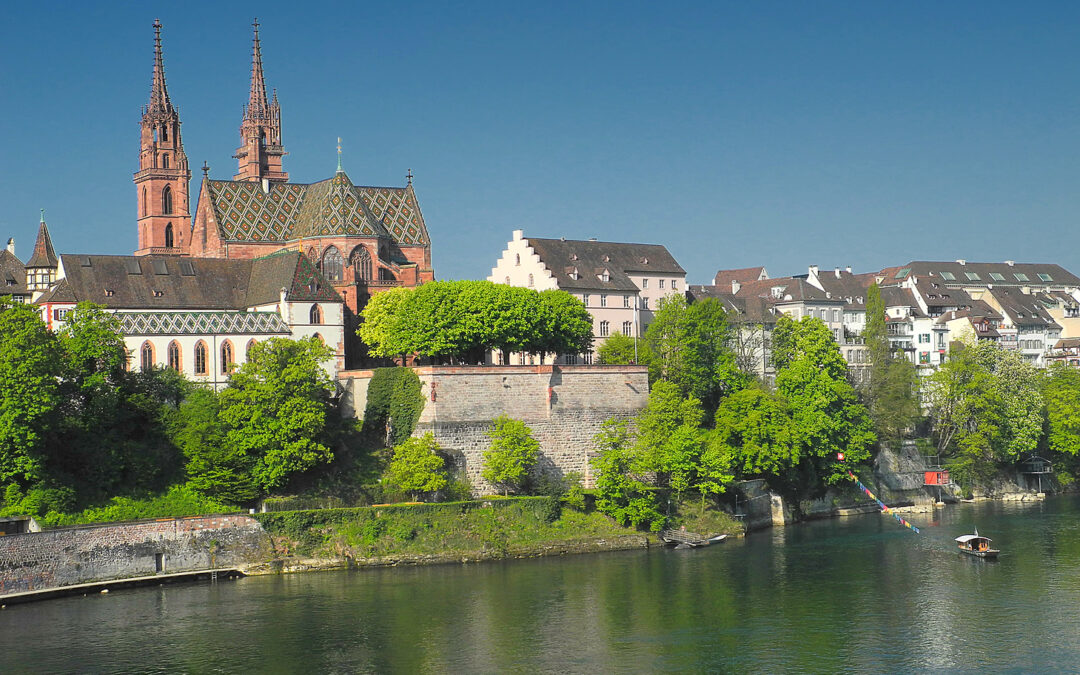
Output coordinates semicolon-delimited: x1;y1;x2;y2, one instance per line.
221;340;233;375
164;223;174;248
161;125;168;142
162;186;173;215
140;341;154;371
194;341;208;375
310;304;323;324
162;154;169;169
350;246;372;280
246;339;257;361
322;246;343;282
167;341;181;372
142;188;147;217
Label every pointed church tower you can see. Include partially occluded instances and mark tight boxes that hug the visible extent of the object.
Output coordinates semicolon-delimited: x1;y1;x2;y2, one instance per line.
26;212;58;297
134;20;191;256
233;19;288;184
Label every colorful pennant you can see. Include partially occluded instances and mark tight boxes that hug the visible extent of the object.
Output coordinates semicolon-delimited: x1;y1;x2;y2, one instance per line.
848;470;920;534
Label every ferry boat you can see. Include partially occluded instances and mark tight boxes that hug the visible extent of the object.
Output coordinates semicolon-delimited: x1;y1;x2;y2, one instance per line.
955;528;999;559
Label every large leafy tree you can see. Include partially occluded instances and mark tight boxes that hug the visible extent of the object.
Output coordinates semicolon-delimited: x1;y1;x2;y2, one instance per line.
0;302;61;485
645;295;745;417
482;415;540;495
219;337;337;494
773;315;875;486
861;284;921;447
590;419;665;531
1044;364;1080;459
597;332;650;366
175;388;258;504
712;387;799;477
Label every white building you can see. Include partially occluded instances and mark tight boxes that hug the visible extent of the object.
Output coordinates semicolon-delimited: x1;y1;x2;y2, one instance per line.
489;230;686;363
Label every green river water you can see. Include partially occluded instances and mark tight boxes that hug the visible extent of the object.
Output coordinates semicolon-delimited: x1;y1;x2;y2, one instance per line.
4;495;1080;673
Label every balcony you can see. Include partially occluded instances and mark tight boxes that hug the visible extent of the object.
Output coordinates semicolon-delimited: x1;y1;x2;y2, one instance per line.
148;247;184;256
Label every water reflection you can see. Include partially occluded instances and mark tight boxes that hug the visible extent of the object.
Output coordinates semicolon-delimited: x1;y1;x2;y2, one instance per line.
3;497;1080;673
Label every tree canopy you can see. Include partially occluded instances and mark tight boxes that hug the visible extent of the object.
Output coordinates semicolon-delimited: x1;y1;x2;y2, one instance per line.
482;415;540;495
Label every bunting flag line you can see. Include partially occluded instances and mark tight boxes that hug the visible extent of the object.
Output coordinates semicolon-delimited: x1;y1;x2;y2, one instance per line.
847;470;920;534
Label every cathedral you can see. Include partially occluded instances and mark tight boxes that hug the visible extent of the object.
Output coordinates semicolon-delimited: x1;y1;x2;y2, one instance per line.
134;20;435;364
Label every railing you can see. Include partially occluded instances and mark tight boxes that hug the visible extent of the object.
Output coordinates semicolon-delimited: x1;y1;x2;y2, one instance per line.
148;247;183;256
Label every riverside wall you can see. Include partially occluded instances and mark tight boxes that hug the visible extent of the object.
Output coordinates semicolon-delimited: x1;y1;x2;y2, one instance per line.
339;365;650;492
0;515;272;596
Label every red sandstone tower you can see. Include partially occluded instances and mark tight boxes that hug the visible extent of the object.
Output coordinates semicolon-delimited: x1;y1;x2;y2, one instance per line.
134;20;191;256
233;20;287;184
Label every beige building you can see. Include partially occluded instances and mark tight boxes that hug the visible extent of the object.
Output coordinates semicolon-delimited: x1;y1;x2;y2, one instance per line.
489;230;685;363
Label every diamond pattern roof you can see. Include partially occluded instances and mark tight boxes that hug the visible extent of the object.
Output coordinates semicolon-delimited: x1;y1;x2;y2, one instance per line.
206;170;429;246
117;311;289;336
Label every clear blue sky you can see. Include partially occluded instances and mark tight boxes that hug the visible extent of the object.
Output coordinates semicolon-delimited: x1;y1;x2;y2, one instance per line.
2;2;1079;284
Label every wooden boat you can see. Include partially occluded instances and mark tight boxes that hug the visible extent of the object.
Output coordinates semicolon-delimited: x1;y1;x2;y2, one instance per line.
660;529;727;549
955;528;999;559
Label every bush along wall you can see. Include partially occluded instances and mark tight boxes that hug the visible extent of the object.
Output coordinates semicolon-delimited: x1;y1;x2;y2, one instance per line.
361;367;425;447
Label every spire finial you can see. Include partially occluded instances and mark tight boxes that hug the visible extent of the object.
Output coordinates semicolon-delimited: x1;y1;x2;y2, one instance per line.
202;161;210;178
337;137;343;172
148;19;172;113
40;208;45;224
246;17;269;120
406;168;413;186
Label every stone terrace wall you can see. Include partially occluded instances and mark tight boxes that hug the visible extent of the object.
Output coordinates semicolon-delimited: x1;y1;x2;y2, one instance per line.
0;515;272;596
339;365;650;492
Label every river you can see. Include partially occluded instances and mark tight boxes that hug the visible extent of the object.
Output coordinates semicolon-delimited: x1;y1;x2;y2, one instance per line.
4;496;1080;673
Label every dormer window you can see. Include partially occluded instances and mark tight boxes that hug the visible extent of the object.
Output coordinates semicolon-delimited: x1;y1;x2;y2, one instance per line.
570;253;579;261
600;269;610;283
602;255;610;263
105;289;115;297
641;257;649;265
569;268;579;281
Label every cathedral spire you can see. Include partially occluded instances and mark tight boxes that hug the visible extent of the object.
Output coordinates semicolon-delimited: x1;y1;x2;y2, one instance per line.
245;18;270;121
148;19;172;115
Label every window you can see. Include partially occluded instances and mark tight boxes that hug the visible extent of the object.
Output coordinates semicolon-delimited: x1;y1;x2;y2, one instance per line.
161;125;168;142
659;279;665;289
162;186;173;215
1038;273;1053;282
167;341;180;372
832;309;840;322
527;274;534;287
584;351;594;365
1014;273;1030;282
623;295;631;308
582;294;590;307
52;308;70;321
990;272;1005;281
505;276;510;285
350;246;372;280
194;341;208;375
142;188;147;217
965;272;980;281
221;341;233;374
599;320;610;337
140;342;154;371
600;270;610;283
162;154;169;169
642;278;649;289
164;223;174;248
310;304;323;324
939;271;955;281
671;280;678;290
322;246;344;281
565;354;578;365
515;253;520;266
600;294;607;308
919;334;930;343
622;320;632;335
246;339;257;360
893;268;911;279
641;297;649;310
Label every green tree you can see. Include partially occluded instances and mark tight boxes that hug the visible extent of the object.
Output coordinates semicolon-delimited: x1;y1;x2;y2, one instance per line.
482;415;540;495
862;284;921;446
175;388;258;504
1044;364;1080;458
712;387;800;477
773;315;875;487
0;302;61;485
535;289;594;359
597;332;650;365
381;433;449;501
219;337;337;494
591;419;665;530
357;287;414;359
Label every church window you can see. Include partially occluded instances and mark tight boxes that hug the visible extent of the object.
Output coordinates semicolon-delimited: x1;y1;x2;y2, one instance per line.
142;188;147;217
246;339;257;360
350;246;372;280
194;341;208;375
164;223;174;248
162;154;169;169
161;125;168;142
140;342;154;371
313;333;325;345
307;247;317;262
310;304;323;324
162;186;173;215
221;341;233;375
322;246;343;282
167;341;181;372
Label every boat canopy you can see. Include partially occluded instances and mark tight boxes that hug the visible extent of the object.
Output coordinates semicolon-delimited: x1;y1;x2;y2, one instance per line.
956;535;993;544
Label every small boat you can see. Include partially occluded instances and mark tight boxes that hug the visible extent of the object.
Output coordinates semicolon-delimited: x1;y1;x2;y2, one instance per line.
955;527;999;559
660;529;727;549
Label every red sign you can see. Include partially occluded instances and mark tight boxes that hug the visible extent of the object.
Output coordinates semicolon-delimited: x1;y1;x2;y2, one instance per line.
924;470;950;486
837;452;845;461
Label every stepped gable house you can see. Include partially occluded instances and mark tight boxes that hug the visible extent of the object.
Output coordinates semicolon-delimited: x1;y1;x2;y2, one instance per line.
490;229;685;363
133;20;434;365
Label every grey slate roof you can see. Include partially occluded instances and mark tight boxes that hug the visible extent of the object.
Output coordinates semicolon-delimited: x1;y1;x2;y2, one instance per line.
45;250;340;310
888;261;1080;288
526;238;685;292
0;250;29;296
988;288;1061;329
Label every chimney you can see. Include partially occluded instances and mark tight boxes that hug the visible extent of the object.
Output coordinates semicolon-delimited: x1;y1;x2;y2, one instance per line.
846;265;852;274
588;237;597;241
731;279;741;295
809;264;819;277
1005;260;1015;266
5;238;13;255
834;267;841;278
957;259;966;265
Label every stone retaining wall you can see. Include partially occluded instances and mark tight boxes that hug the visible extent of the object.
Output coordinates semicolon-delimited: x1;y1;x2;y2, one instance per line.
0;515;272;596
339;365;650;492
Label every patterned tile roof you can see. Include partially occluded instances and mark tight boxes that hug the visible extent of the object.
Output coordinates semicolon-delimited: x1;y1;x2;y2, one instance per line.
205;171;429;247
117;311;289;336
